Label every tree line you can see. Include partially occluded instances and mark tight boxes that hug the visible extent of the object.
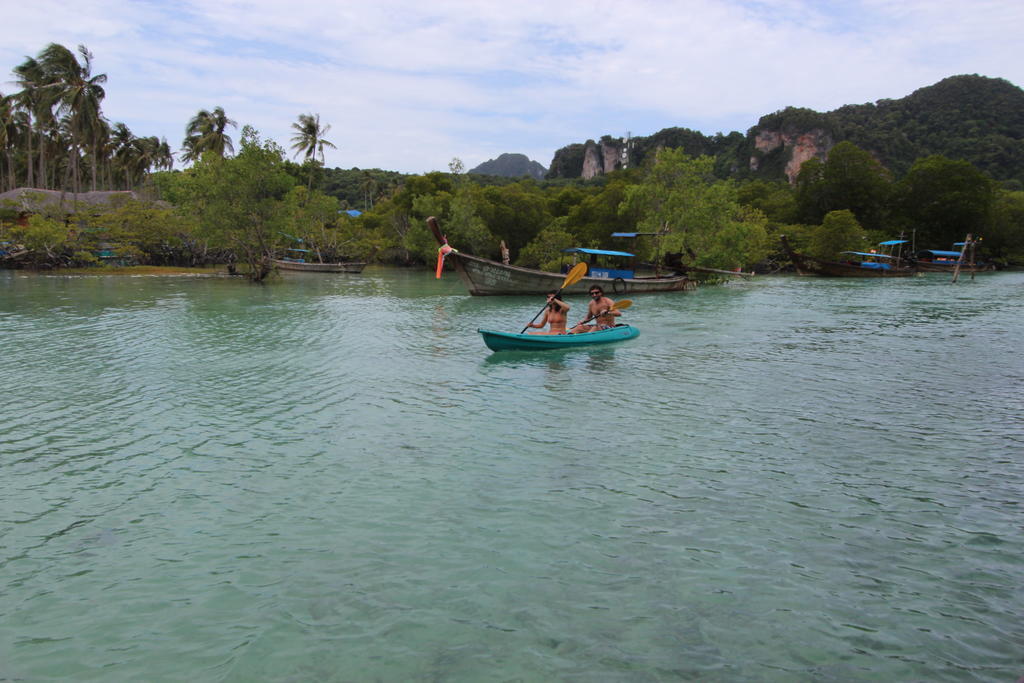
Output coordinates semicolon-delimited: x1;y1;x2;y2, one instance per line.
1;44;1022;279
3;136;1023;279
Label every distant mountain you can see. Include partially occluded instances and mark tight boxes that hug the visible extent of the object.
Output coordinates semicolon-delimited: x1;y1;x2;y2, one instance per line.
546;75;1024;187
469;153;547;180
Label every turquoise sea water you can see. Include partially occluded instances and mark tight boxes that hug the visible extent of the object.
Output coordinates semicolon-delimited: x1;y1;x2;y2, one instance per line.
1;267;1022;681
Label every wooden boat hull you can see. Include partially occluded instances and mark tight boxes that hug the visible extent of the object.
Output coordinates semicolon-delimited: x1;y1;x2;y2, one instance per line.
913;261;995;273
273;259;367;273
479;325;640;351
451;252;693;295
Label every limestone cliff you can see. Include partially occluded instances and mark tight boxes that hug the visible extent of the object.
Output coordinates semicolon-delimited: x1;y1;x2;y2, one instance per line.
581;138;627;179
750;128;833;183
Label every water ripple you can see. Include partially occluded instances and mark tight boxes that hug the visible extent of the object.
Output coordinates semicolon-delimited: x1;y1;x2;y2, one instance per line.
1;270;1022;680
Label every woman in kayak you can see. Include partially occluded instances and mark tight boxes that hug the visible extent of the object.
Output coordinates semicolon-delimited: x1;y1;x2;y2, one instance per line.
526;291;570;334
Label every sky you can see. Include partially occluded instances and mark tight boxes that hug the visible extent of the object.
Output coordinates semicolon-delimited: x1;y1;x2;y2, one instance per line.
2;0;1022;175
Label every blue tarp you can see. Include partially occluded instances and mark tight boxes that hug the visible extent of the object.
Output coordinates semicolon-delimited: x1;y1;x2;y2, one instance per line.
611;232;638;237
841;251;897;259
918;250;961;258
562;247;635;258
877;240;909;246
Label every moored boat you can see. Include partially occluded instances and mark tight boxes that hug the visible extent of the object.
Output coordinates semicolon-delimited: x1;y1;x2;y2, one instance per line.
272;258;367;273
450;251;693;295
913;238;995;273
479;325;640;351
427;217;693;295
780;235;916;277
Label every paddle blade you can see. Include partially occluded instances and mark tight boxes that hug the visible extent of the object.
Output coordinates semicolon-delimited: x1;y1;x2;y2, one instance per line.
435;250;445;279
612;299;633;311
562;262;588;289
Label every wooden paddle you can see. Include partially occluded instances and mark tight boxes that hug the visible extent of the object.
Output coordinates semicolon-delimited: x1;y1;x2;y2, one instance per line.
520;262;588;333
579;299;632;326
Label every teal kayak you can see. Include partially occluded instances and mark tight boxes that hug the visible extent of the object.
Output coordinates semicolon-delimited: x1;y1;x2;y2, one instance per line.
478;325;639;351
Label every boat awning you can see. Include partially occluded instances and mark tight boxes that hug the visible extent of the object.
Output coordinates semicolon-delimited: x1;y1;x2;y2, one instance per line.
841;251;897;259
562;247;635;258
918;249;961;258
611;232;638;238
877;240;909;246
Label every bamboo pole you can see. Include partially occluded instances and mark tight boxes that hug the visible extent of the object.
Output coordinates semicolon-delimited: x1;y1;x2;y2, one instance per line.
951;233;971;284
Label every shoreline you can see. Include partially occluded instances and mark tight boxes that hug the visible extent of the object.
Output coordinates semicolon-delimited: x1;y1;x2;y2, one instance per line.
1;265;226;276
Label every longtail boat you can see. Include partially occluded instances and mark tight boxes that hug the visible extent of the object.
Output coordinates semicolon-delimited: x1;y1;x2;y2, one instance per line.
479;325;640;351
913;238;995;273
427;217;693;296
780;235;916;277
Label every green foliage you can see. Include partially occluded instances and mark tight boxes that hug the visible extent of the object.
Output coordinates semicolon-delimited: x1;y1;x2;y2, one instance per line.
756;107;831;134
987;190;1024;263
807;210;867;260
10;214;69;256
621;149;769;269
445;187;495;256
85;200;199;265
320;167;407;209
737;180;799;225
892;155;995;247
795;141;893;230
281;186;378;262
562;178;636;250
546;143;586;179
475;181;552;258
516;218;577;271
175;126;296;280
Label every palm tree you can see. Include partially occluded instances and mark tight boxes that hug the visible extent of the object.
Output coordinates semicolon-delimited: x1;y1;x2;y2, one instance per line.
183;106;236;160
11;56;47;188
38;43;107;193
290;113;336;164
290;113;337;189
155;137;174;171
110;122;135;188
0;92;14;190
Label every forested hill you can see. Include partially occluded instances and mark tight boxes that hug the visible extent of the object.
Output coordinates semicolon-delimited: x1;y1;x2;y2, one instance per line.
469;153;547;179
546;75;1024;187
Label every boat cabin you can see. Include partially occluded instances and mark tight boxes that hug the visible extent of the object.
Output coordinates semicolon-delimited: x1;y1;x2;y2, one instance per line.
561;247;636;279
839;239;910;270
839;251;902;270
915;249;962;264
279;247;310;264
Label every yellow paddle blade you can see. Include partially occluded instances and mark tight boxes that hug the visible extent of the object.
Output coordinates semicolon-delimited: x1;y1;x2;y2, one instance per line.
612;299;633;311
562;261;588;288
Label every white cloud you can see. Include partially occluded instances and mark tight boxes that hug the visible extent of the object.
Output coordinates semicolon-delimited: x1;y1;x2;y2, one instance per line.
1;0;1022;173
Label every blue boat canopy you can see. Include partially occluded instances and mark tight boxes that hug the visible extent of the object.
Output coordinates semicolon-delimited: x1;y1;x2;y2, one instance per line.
562;247;635;258
841;251;897;259
877;240;909;246
611;232;638;237
919;249;961;258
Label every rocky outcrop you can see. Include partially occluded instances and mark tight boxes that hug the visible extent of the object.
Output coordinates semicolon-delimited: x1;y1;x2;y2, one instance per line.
580;138;627;179
750;128;833;183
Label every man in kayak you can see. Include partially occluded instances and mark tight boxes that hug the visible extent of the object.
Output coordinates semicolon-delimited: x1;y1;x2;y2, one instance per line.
526;291;570;334
571;285;621;333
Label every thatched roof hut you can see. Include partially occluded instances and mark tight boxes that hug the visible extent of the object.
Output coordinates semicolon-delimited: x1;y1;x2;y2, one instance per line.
0;188;141;215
